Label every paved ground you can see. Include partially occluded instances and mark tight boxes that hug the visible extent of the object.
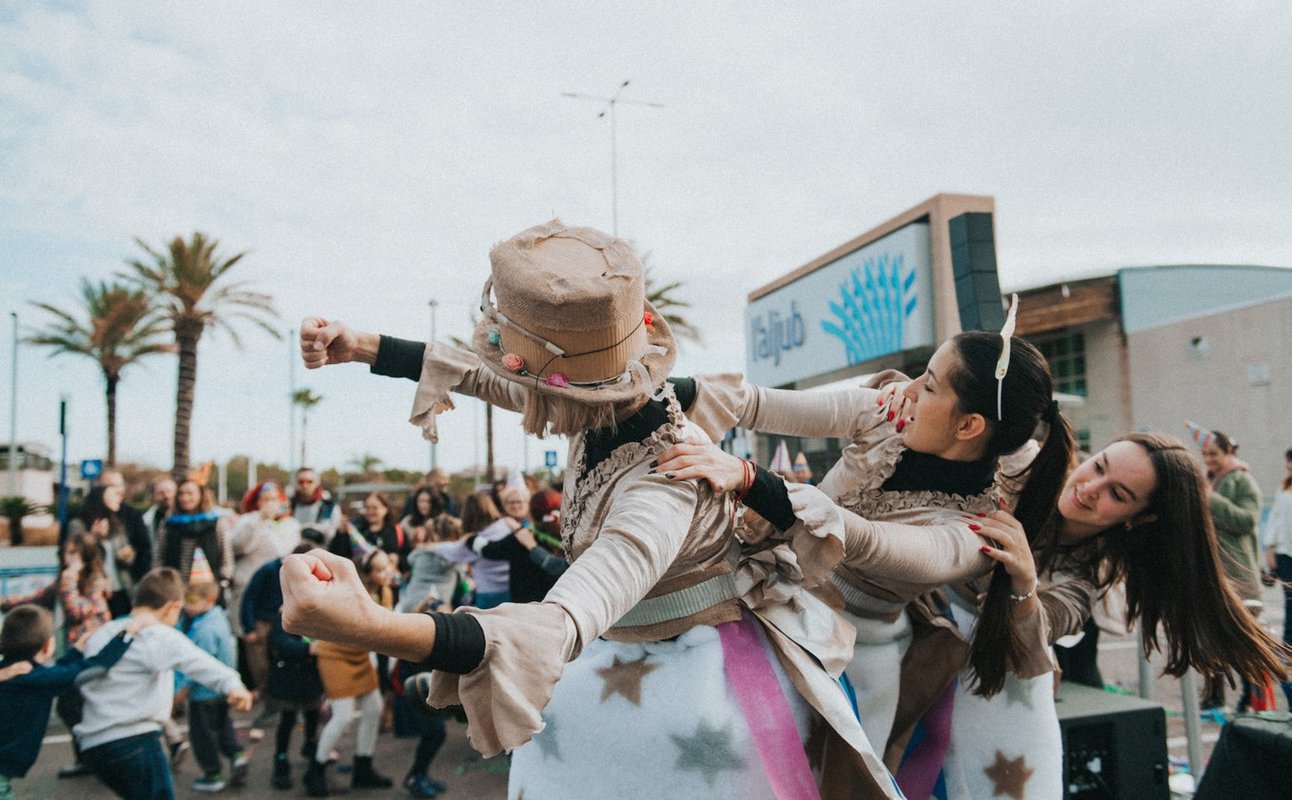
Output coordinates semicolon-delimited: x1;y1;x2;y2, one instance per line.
20;715;511;800
13;582;1287;799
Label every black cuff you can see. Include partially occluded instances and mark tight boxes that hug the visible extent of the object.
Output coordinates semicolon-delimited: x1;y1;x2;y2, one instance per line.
742;465;797;533
417;611;486;674
372;335;427;382
668;376;697;412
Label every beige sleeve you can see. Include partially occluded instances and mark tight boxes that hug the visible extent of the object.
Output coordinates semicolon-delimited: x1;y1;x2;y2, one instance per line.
689;372;884;441
428;475;702;756
1038;562;1098;643
837;506;994;586
542;475;703;650
408;342;530;443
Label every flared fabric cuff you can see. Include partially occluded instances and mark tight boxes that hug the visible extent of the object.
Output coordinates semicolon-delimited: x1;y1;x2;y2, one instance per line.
1009;601;1059;679
426;602;576;756
780;481;848;587
408;342;481;443
735;482;854;676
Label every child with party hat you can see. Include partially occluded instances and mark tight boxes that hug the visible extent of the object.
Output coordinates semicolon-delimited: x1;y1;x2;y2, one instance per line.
176;551;249;792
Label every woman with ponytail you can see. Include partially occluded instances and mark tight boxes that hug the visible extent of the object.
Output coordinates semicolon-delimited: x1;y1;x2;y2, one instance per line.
656;318;1075;754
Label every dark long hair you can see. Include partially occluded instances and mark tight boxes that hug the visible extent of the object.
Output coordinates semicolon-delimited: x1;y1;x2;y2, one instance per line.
406;487;444;528
948;332;1077;696
1045;433;1286;684
80;486;121;530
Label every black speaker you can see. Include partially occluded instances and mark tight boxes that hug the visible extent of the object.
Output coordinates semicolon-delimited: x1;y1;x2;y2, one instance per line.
1055;683;1169;799
1194;713;1292;800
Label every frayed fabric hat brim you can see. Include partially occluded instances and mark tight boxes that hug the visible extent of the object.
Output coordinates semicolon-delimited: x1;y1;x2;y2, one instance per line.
472;299;676;405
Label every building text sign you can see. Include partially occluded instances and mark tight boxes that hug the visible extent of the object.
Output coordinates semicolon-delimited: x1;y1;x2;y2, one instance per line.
745;222;934;386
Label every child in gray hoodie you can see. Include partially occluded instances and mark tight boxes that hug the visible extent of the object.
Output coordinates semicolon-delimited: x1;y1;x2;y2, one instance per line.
75;568;253;800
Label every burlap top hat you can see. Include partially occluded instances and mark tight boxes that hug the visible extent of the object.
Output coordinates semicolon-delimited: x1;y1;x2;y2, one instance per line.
472;219;676;404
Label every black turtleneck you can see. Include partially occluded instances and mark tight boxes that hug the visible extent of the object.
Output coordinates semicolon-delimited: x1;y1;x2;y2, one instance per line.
881;449;997;497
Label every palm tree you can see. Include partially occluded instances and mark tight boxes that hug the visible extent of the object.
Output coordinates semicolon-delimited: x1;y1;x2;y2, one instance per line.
124;233;280;480
291;388;323;469
348;453;383;480
1;496;42;546
645;267;701;347
26;279;172;465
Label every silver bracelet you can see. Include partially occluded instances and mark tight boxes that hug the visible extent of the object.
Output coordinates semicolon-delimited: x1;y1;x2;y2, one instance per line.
1010;578;1039;603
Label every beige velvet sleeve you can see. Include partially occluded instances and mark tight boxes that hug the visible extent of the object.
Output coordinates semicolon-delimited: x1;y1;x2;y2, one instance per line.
409;341;529;443
427;475;702;756
543;475;703;650
1009;603;1059;678
834;501;994;586
689;373;883;441
1038;561;1098;643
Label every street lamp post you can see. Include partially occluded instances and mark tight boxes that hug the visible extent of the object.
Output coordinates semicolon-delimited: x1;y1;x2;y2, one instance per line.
288;326;297;471
429;299;438;470
8;312;18;497
562;80;663;236
57;395;69;535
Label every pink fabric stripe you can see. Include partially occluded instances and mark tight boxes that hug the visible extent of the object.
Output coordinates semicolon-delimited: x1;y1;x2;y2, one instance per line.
895;678;955;799
718;607;822;800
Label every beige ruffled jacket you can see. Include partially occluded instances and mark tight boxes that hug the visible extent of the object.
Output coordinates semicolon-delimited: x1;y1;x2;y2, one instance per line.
685;371;1059;679
404;344;903;800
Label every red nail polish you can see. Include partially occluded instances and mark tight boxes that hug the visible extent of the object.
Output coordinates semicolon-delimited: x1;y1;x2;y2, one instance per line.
895;419;906;432
969;523;981;531
980;546;992;554
887;410;896;421
975;513;986;518
877;395;885;406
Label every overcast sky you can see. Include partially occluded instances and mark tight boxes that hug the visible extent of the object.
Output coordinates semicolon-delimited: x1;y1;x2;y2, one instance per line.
3;1;1290;480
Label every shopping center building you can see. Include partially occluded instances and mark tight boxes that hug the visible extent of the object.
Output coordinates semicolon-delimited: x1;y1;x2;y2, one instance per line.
743;194;1292;497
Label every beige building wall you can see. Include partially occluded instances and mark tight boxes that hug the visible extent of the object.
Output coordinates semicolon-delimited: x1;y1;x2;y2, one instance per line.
1063;319;1133;453
1126;296;1292;499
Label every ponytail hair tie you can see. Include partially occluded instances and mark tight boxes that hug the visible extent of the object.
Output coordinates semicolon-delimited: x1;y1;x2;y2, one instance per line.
1045;399;1060;423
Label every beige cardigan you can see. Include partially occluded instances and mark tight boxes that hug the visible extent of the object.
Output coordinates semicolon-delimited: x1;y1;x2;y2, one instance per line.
686;371;1058;679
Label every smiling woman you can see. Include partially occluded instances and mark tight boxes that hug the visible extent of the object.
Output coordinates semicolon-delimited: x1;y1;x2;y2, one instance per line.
1056;441;1159;537
930;431;1287;800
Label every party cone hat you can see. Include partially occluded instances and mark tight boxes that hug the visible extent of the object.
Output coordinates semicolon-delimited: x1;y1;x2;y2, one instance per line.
349;532;376;564
793;451;812;478
189;547;215;585
769;440;793;477
506;466;526;490
1185;420;1214;447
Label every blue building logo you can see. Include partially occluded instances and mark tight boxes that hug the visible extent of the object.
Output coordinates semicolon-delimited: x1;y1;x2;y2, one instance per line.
821;254;917;365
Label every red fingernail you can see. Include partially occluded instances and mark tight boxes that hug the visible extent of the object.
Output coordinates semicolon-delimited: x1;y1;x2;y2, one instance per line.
980;546;992;554
975;513;987;518
895;419;906;432
969;523;982;531
877;395;885;406
887;410;896;421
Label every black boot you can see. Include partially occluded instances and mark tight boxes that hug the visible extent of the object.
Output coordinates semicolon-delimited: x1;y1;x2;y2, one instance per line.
271;753;292;790
302;759;330;798
351;755;393;789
